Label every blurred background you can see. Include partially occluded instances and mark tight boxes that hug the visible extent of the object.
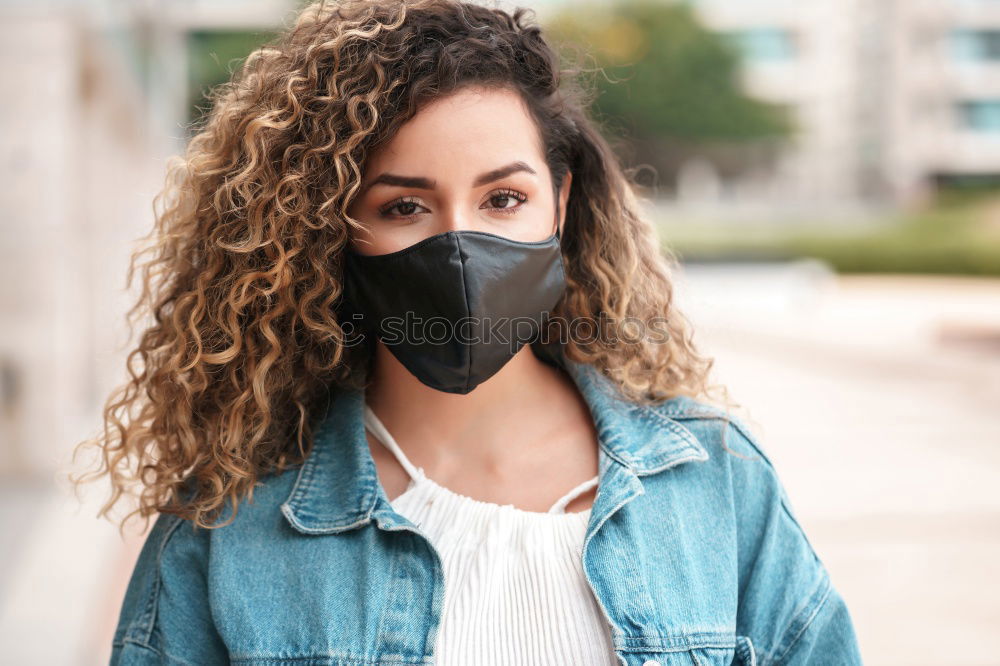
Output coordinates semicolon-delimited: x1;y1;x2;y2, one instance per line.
1;0;998;663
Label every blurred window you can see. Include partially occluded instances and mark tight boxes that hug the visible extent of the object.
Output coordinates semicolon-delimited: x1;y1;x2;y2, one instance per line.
951;29;1000;61
956;100;1000;131
721;28;797;62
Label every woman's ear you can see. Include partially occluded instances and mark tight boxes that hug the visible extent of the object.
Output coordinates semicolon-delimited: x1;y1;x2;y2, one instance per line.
557;171;572;235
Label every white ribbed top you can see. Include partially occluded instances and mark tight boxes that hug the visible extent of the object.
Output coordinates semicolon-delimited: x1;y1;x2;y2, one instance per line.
363;404;619;666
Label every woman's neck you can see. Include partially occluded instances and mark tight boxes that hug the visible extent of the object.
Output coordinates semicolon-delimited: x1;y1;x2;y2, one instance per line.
364;340;590;477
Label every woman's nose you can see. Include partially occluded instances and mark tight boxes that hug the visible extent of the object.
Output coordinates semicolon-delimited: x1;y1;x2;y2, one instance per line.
435;202;476;234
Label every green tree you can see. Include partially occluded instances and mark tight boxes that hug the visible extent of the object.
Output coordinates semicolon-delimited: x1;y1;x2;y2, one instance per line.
546;0;795;193
187;29;277;131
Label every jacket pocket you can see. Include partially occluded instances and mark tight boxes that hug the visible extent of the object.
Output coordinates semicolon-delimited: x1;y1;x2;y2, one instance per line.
684;635;756;666
617;632;756;666
733;635;757;666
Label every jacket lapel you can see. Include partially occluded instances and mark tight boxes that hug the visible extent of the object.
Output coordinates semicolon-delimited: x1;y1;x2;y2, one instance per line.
281;354;709;536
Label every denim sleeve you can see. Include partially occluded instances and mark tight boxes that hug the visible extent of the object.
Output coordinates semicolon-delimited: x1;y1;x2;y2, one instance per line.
725;421;864;666
109;512;229;665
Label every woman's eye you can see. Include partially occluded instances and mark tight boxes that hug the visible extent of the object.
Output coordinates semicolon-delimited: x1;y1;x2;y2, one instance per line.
379;198;425;219
484;189;528;214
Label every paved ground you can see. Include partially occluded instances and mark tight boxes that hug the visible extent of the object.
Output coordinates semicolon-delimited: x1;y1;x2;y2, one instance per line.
2;263;998;665
675;262;1000;666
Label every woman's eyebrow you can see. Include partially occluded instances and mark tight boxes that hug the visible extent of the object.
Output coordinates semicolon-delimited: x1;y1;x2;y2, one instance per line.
364;160;537;193
472;160;537;186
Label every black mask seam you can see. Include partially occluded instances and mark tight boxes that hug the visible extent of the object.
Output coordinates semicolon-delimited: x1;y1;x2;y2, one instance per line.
453;233;474;394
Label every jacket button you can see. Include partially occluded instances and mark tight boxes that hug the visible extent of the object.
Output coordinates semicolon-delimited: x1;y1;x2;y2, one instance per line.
642;661;661;666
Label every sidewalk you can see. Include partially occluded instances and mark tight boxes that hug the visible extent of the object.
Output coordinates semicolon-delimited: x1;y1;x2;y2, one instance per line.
0;472;132;665
674;262;1000;666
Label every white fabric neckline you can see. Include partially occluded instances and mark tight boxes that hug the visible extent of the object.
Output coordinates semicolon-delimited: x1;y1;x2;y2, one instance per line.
363;403;599;520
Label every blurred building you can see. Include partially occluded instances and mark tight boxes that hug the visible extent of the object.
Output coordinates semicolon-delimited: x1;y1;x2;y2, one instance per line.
527;0;1000;215
0;2;155;481
0;2;296;662
0;0;295;480
684;0;1000;210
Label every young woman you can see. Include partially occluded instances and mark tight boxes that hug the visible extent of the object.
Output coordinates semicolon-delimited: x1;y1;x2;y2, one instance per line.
76;1;864;664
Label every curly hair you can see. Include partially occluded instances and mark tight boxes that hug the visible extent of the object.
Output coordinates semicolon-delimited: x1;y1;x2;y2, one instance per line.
69;0;739;533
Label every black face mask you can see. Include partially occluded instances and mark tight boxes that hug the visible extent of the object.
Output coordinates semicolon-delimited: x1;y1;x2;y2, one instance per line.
342;226;566;394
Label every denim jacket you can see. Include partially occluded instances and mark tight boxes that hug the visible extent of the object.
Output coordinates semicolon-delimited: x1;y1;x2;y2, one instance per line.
110;355;864;666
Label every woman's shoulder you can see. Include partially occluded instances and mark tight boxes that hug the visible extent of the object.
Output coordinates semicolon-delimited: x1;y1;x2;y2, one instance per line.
639;394;776;471
217;465;304;531
162;465;304;540
639;394;809;542
640;396;862;662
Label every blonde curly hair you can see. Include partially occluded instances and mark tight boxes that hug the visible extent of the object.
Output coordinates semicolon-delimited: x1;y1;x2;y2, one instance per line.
70;0;738;533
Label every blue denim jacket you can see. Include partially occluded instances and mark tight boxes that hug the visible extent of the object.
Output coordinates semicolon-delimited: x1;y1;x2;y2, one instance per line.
110;355;864;666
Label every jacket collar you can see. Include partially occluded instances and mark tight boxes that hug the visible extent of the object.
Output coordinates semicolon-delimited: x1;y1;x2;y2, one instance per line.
280;351;709;535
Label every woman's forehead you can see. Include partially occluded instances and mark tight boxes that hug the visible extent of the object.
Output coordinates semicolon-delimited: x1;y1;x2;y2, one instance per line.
363;87;546;178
